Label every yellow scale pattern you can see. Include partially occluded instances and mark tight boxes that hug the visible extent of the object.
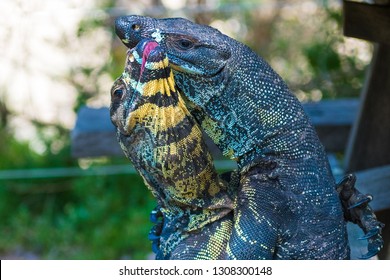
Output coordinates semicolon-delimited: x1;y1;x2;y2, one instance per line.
111;42;236;259
123;58;222;202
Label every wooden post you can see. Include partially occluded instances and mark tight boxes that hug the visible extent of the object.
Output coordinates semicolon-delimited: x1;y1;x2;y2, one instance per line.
343;0;390;259
343;1;390;45
343;0;390;171
345;44;390;172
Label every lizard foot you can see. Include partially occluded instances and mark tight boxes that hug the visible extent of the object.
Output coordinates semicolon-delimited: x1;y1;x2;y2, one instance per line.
336;174;385;259
148;206;163;254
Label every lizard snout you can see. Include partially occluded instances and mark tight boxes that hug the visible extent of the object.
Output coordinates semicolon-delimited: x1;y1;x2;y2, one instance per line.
115;15;147;48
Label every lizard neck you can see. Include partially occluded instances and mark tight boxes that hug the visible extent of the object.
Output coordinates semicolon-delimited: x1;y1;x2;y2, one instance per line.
120;86;234;232
176;42;315;165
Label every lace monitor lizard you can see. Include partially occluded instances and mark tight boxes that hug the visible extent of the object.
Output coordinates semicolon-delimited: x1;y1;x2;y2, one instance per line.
113;16;384;259
110;39;240;259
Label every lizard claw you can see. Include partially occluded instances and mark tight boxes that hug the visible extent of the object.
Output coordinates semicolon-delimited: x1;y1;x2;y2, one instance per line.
348;195;372;209
151;238;160;254
150;206;163;223
359;227;382;240
359;250;379;260
148;222;163;254
359;237;384;259
336;174;385;259
148;206;164;254
148;226;162;241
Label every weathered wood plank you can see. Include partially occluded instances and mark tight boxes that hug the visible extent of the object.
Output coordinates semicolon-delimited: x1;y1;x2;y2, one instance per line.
353;164;390;259
71;99;358;158
71;107;123;158
303;99;357;125
343;1;390;44
304;99;358;152
354;165;390;212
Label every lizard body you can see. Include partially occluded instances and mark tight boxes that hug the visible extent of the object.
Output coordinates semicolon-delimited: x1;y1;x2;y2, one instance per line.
114;16;383;259
110;39;238;259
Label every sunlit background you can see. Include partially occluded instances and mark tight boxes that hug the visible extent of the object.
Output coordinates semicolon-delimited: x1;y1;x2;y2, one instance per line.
0;0;375;259
0;0;371;153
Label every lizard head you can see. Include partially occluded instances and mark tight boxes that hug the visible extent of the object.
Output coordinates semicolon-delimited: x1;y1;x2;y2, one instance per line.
115;15;231;79
110;38;174;136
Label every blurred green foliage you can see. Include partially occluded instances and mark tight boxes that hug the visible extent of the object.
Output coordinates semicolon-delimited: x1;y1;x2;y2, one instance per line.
0;0;372;259
0;125;155;259
214;0;370;100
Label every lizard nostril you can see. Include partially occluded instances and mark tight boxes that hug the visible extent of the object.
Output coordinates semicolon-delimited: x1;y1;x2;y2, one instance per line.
132;24;141;31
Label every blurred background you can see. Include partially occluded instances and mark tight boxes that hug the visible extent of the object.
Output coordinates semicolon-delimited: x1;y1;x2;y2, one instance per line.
0;0;373;259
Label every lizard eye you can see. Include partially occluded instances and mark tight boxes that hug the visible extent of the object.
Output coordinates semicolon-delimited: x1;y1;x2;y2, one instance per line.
112;88;124;99
177;39;194;50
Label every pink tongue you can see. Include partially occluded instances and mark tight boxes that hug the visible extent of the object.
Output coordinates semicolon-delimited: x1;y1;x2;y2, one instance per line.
140;41;159;76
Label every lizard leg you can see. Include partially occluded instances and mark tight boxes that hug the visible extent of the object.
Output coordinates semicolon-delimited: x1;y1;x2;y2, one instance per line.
168;213;234;260
336;174;385;259
227;165;286;259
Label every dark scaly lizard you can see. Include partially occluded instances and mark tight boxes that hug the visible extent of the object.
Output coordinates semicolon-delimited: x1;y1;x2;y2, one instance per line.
110;38;239;259
114;16;384;259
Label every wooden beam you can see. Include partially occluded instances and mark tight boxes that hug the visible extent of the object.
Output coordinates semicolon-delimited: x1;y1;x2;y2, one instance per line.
343;1;390;44
354;165;390;212
303;99;358;153
71;107;123;158
71;99;358;158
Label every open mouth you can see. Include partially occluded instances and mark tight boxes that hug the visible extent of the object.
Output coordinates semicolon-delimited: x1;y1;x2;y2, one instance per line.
168;55;226;78
140;40;159;75
119;40;162;136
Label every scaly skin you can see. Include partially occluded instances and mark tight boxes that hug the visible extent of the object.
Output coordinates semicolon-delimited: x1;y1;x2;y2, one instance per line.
114;16;383;259
110;39;239;259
